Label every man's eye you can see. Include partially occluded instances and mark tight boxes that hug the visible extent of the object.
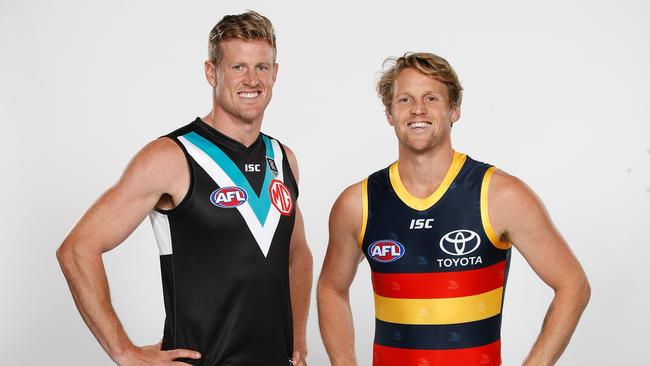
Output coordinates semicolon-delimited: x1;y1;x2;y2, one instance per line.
233;65;243;70
257;65;269;71
426;96;437;101
399;97;410;103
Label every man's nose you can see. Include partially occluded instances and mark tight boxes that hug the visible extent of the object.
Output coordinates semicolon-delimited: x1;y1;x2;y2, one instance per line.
244;69;260;86
410;101;425;115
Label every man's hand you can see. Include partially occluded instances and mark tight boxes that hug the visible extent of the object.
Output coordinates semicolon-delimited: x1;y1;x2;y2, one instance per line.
291;349;306;366
116;341;201;366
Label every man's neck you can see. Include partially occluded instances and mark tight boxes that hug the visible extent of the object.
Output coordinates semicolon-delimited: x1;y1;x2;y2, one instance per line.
202;109;263;148
396;141;454;199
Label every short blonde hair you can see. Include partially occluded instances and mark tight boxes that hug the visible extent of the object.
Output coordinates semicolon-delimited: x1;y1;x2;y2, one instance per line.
208;10;276;64
377;52;463;110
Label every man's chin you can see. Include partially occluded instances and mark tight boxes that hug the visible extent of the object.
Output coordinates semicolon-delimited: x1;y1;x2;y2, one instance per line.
233;108;265;123
401;139;438;154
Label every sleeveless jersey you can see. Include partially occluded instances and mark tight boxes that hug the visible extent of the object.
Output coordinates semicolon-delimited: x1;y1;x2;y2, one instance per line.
148;118;298;366
360;151;511;366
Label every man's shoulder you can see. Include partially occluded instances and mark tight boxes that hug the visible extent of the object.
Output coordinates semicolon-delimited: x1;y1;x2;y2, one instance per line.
334;180;365;213
124;137;186;181
487;168;542;219
162;118;199;139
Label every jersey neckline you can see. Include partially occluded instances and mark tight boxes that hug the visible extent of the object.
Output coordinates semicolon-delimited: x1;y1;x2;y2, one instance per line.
389;151;467;211
192;117;263;152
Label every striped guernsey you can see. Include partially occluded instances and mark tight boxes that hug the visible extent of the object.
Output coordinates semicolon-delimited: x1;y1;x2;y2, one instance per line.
360;151;511;366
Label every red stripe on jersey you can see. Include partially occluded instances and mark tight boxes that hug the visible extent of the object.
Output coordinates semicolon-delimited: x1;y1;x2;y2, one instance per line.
373;340;502;366
371;260;507;299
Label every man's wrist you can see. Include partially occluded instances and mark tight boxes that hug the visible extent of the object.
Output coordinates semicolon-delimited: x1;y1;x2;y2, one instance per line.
294;344;308;357
110;342;137;365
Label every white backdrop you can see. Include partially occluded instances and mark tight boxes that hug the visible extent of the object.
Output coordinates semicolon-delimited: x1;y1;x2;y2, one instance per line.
1;0;649;365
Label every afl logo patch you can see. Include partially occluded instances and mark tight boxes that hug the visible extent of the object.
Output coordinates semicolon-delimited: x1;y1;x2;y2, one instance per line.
439;229;481;256
368;240;405;263
269;179;293;216
210;186;248;208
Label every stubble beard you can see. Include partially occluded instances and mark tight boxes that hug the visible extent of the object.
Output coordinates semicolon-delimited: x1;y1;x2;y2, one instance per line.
399;120;443;154
217;93;270;125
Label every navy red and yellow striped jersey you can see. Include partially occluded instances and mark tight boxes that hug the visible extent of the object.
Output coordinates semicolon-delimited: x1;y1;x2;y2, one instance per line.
360;151;512;366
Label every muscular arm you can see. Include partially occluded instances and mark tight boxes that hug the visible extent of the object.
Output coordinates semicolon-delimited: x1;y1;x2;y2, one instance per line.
489;170;591;366
317;183;365;366
56;138;200;365
284;147;313;365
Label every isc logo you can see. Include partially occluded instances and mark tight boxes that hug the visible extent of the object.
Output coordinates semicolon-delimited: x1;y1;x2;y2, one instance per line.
210;186;248;208
368;240;405;263
410;218;434;229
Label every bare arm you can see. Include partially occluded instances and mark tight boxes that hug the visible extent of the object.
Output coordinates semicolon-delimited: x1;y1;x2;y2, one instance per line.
284;146;313;366
317;183;365;366
489;170;591;366
56;138;200;365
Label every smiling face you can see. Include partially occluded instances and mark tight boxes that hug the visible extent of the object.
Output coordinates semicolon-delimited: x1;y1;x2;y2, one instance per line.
387;67;460;153
206;39;278;125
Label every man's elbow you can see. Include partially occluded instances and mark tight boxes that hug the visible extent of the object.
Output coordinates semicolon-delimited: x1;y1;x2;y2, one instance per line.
316;278;349;304
576;275;591;309
291;244;313;269
558;272;591;310
56;239;95;274
56;241;76;274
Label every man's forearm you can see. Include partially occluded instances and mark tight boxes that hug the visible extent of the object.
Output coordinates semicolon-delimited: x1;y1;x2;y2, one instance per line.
317;286;358;366
57;246;134;363
524;281;591;365
289;244;313;355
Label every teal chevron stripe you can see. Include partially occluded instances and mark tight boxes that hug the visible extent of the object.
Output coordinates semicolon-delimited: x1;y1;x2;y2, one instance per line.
183;131;275;226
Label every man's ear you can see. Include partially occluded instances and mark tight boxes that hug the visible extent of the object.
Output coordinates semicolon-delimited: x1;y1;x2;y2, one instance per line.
272;63;279;83
386;107;395;126
204;60;217;88
450;105;461;126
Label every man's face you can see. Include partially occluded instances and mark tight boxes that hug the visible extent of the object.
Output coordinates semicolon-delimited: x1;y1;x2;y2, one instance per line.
207;39;277;124
387;67;460;153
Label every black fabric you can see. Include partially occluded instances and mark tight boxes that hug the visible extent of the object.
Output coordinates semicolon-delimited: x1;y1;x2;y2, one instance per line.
156;119;297;366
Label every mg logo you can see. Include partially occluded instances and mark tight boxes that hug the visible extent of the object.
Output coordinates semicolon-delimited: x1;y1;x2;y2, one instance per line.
269;179;293;216
439;229;481;256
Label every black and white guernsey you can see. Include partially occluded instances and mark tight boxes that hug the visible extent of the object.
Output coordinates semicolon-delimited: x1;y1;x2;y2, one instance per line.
148;118;298;366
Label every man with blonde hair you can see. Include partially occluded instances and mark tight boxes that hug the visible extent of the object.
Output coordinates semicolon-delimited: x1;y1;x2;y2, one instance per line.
57;10;312;366
318;52;590;365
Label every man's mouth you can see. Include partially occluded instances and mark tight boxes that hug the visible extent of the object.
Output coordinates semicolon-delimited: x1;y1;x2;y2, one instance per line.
238;91;261;99
407;121;432;129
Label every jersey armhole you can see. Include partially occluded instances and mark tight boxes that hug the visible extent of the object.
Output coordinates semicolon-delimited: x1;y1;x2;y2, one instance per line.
358;178;369;248
480;167;511;250
154;135;194;215
276;141;299;199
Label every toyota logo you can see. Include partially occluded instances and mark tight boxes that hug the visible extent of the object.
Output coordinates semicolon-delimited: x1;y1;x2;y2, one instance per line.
439;229;481;256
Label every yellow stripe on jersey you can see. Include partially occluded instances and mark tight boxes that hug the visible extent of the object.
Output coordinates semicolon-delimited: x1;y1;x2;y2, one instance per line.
389;151;466;211
358;178;369;247
480;167;511;250
374;287;503;325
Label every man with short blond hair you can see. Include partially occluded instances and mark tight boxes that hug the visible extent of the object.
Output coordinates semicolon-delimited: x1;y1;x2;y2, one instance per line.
318;52;590;365
57;10;312;366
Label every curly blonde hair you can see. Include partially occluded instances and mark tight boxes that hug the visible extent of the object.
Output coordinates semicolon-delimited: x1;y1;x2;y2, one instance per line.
377;52;463;110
